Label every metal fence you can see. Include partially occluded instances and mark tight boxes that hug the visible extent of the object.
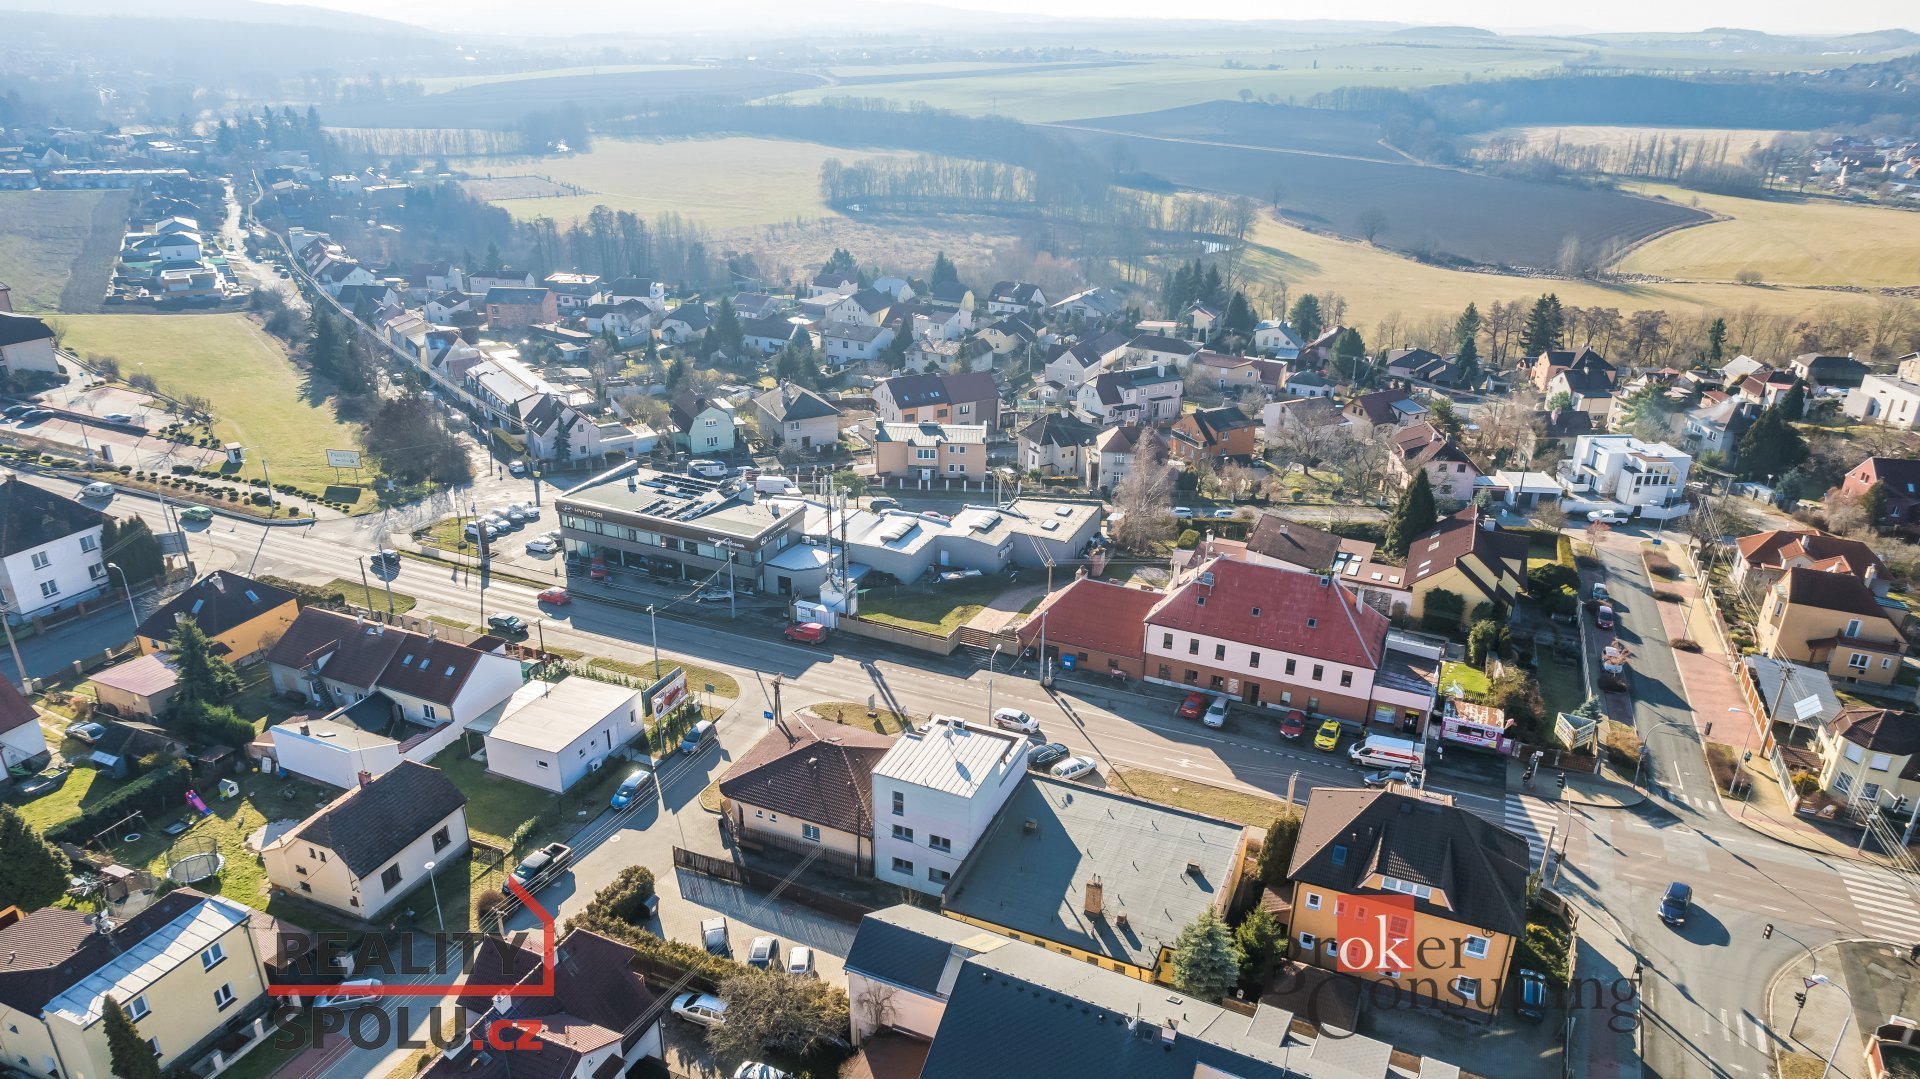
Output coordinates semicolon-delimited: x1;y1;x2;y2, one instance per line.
671;846;877;924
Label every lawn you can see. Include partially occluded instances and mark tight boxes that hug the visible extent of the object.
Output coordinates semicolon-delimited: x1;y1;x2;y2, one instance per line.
1438;662;1491;701
46;314;375;512
1618;182;1920;288
10;760;129;833
1107;767;1291;828
0;189;127;312
459;138;913;231
588;656;740;699
857;576;1014;636
324;577;418;616
808;701;914;735
1534;645;1589;717
424;743;627;854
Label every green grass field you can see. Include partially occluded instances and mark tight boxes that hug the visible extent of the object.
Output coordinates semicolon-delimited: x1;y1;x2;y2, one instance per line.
459;138;911;231
1616;182;1920;288
47;314;374;511
0;189;126;312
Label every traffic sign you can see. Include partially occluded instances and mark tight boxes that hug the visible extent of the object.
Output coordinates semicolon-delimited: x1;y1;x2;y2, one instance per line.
763;710;775;720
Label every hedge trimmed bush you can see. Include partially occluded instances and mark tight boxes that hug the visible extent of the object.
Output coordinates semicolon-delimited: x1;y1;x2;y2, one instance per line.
48;760;192;844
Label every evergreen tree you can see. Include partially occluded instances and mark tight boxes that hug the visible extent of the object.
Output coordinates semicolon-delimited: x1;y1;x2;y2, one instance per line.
1384;471;1439;557
1735;407;1809;481
170;617;241;706
1234;908;1284;988
1861;481;1888;526
100;517;165;584
1707;318;1727;364
821;248;856;275
930;252;958;289
1287;294;1324;343
1170;909;1243;1002
1453;304;1482;388
1778;382;1806;421
1202;265;1224;306
1255;811;1301;890
1521;294;1566;357
0;804;71;911
1220;291;1256;345
711;297;744;359
104;997;162;1079
1330;328;1369;384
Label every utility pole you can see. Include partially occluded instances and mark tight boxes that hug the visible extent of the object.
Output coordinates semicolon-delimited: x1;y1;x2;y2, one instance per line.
357;556;375;615
0;591;27;692
260;457;273;511
646;605;659;673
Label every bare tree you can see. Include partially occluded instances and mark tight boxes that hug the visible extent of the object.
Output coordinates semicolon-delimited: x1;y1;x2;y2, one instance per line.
1357;208;1389;244
1466;385;1543;471
1112;438;1177;552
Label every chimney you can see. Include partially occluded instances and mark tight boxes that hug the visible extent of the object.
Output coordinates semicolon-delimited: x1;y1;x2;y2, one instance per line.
300;723;311;735
211;576;226;593
1185;861;1202;877
1083;875;1105;918
1866;564;1880;588
1116;911;1130;929
1162;1020;1178;1046
1023;818;1038;834
357;770;373;788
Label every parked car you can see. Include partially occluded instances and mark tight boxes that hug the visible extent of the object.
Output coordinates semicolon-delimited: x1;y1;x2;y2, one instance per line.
525;537;558;555
67;721;106;745
1209;507;1236;519
177;506;213;523
671;992;727;1028
1278;710;1308;740
1027;742;1070;770
511;843;573;889
784;622;828;644
1594;604;1615;631
1590;582;1610;602
505;506;527;524
520;505;541;521
315;979;383;1008
536;587;570;605
369;549;400;568
1173;507;1195;519
1363;768;1414;788
785;946;816;977
1177;691;1209;720
1050;756;1097;782
687;459;728;479
1;405;27;418
992;708;1040;734
746;936;780;969
78;481;115;499
696;588;734;603
868;497;900;512
103;412;135;424
611;765;657;809
700;917;732;957
1313;719;1342;751
1202;696;1229;729
733;1065;789;1079
508;459;527;476
1587;510;1626;525
487;614;527;635
1658;881;1692;927
1516;969;1550;1022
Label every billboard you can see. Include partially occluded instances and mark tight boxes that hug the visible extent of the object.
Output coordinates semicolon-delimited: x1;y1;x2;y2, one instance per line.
325;449;363;469
644;667;688;721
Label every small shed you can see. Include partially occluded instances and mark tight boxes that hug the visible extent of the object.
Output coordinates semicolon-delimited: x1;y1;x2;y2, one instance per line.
90;654;181;719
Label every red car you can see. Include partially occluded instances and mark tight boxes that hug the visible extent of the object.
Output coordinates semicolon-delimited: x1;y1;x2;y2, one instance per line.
1178;691;1209;720
537;587;570;606
784;622;828;645
1278;710;1308;740
588;558;609;581
1594;604;1615;631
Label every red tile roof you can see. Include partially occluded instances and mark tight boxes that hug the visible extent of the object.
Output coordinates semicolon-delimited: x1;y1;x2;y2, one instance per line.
1017;577;1162;661
1735;529;1885;582
1148;557;1390;669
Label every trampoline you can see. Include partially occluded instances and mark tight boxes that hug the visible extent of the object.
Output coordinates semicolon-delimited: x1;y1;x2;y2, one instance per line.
165;834;224;885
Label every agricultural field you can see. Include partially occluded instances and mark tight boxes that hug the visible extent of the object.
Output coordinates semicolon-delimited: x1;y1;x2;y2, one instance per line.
45;314;374;510
1614;183;1920;289
1469;125;1804;160
323;67;827;129
458;137;915;231
0;189;130;313
1062;101;1406;162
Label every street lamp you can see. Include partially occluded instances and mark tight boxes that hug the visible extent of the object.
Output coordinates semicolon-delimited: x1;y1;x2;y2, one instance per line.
1803;973;1854;1079
645;605;659;674
987;643;1002;720
423;859;445;934
106;563;138;628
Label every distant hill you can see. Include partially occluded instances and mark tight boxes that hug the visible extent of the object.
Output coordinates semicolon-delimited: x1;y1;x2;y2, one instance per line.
0;0;430;34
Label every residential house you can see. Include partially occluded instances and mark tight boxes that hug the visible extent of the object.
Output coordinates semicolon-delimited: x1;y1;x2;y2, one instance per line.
315;261;377;299
1530;347;1615;393
583;301;654;347
844;904;992;1044
407;260;457;293
0;675;48;773
657;303;711;343
1286;787;1529;1020
926;282;974;311
1558;434;1693;517
1733;529;1887;594
830;287;895;327
89;653;180;720
1545;354;1618;419
874;371;1001;428
1792;352;1871;390
872;423;988;481
1042;330;1129;391
740;313;808;355
484;678;643;793
668;393;736;454
1684;396;1756;455
1077;365;1183;426
1254;319;1305;359
0;475;107;623
124;231;203;264
718;721;895;875
941;776;1256;982
821;323;895;365
1833;456;1920;528
1282;369;1335;399
809;270;859;298
1739;655;1842;754
421;929;662;1079
334;282;398;312
1720;354;1767;384
904;302;972;341
1388;422;1480;502
1193;351;1263;394
1124;334;1202;370
1739;369;1801;409
1017;576;1165;679
604;277;666;311
1168;406;1257;463
1345;389;1429;429
0;312;61;377
1402;507;1529;629
0;891;272;1079
985;281;1046;316
523;396;645;464
1813;706;1920;814
1262;395;1343;443
1017;412;1101;476
1087;424;1169;490
262;761;468;920
976;317;1041;359
1383;347;1454;386
134;570;299;662
542;272;603;313
752;381;843;451
1758;566;1909;687
1183;300;1222;339
728;292;788;320
1844;374;1920;430
1051;286;1125;323
483;286;556;332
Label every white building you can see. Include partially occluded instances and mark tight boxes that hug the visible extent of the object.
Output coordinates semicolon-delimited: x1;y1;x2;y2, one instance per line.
870;716;1028;895
484;678;643;793
0;313;62;378
1558;434;1693;518
0;678;48;772
0;475;107;623
1254;320;1304;359
268;713;405;791
1844;373;1920;430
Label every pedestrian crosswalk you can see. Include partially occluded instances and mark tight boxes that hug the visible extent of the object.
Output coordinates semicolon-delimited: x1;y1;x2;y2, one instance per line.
1501;794;1563;861
1835;862;1920;941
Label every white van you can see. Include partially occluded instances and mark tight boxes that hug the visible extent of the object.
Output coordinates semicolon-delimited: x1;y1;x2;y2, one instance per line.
316;979;382;1008
1348;735;1422;771
688;459;729;479
79;481;116;499
755;475;796;495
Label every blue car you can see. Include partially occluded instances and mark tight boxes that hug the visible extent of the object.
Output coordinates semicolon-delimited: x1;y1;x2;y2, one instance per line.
611;765;657;809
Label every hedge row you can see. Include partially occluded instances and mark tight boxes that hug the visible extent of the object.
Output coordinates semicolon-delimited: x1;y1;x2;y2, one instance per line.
48;760;192;845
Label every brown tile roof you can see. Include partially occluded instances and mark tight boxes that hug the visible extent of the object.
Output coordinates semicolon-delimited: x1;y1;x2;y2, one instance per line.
1407;507;1527;592
718;724;895;836
1736;529;1886;582
1147;558;1390;670
1245;515;1348;572
1016;577;1162;661
282;761;466;878
0;889;209;1014
266;607;406;685
377;637;488;706
1830;706;1920;756
136;571;298;644
0;674;37;736
1780;566;1897;621
1391;422;1473;468
1288;788;1529;937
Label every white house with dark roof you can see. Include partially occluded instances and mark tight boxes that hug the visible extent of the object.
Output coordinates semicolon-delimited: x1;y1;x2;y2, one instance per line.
0;312;61;377
986;281;1046;316
0;676;47;773
262;760;469;919
1075;364;1183;426
822;323;895;365
1124;333;1202;370
0;474;107;622
752;381;843;450
1042;331;1130;391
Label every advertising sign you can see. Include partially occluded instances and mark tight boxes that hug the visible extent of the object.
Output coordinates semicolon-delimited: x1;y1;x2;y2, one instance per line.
644;666;688;720
325;449;363;469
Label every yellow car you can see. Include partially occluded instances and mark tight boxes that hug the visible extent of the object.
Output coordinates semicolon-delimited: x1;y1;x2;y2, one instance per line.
1313;719;1342;751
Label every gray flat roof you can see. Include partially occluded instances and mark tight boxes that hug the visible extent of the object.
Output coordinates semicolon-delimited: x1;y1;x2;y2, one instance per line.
560;464;789;541
874;718;1023;797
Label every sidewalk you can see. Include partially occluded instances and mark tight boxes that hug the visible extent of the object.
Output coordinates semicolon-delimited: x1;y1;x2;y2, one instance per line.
1765;940;1916;1079
1507;756;1646;808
